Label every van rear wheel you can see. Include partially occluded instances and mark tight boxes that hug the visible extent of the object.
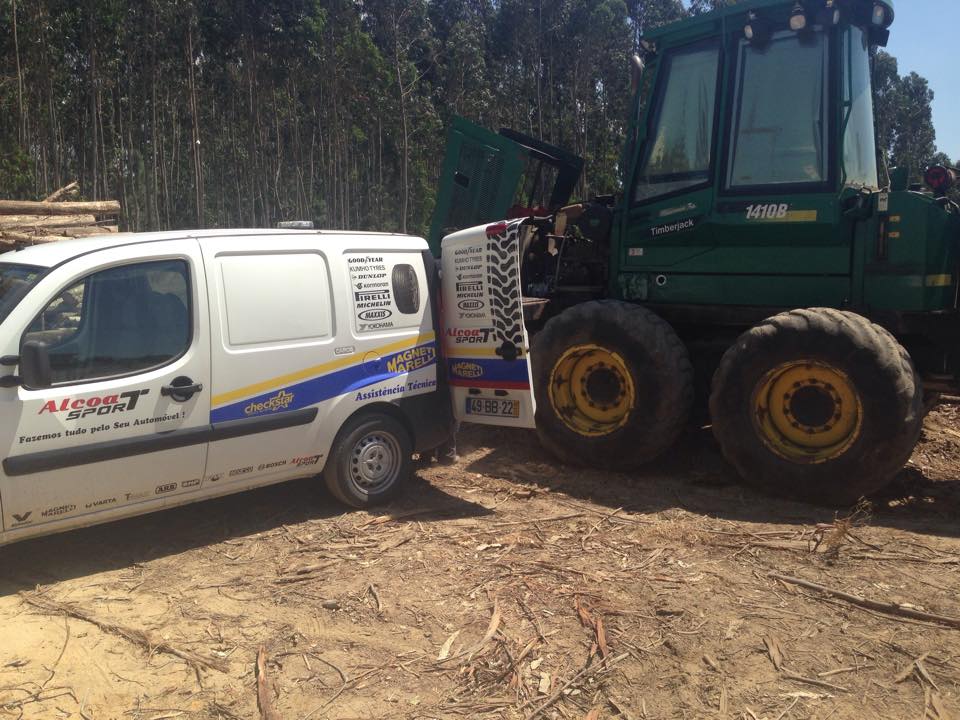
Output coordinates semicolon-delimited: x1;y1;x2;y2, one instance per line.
325;414;412;508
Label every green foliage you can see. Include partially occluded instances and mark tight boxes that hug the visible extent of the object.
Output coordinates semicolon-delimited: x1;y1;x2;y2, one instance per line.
0;144;34;200
0;0;950;230
872;50;947;185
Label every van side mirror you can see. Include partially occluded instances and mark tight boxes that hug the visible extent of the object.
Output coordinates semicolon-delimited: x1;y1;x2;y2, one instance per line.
20;340;52;389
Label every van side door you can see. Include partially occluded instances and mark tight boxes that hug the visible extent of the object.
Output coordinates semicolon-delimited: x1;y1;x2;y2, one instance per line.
201;236;342;486
442;220;537;428
0;240;210;537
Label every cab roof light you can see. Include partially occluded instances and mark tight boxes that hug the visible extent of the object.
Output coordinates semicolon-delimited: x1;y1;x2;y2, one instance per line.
744;11;773;47
789;2;809;32
871;3;887;26
924;165;957;198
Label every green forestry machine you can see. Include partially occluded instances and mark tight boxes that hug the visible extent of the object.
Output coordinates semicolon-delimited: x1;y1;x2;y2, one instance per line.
431;0;960;505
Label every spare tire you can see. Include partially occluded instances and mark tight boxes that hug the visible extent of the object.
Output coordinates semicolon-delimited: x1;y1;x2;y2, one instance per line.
531;300;693;470
710;308;923;505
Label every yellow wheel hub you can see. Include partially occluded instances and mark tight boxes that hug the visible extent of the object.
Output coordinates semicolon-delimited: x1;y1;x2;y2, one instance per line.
548;344;634;437
753;360;863;463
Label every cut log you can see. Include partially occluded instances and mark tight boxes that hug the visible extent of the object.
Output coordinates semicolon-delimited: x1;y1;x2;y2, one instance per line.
42;181;80;203
0;231;71;244
0;231;35;243
0;215;97;229
0;200;121;216
60;226;115;237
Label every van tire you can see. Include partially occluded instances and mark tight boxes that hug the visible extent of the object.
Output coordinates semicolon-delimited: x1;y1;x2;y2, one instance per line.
532;300;693;470
709;308;923;505
324;414;412;508
392;264;420;314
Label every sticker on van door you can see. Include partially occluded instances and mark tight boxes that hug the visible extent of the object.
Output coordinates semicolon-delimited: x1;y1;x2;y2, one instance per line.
211;333;438;423
347;254;424;334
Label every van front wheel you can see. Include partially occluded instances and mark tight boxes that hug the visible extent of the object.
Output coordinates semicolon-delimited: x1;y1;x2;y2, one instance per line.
325;414;412;507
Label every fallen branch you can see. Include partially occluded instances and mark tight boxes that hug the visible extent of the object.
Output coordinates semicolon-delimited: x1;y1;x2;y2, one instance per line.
20;592;228;673
42;181;79;203
256;647;281;720
367;583;383;614
357;505;458;528
435;599;502;666
782;671;849;693
275;560;340;584
769;573;960;629
301;654;352;720
522;651;629;719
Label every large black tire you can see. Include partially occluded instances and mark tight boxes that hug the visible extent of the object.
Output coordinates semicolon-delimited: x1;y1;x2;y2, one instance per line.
324;413;412;508
532;300;693;470
710;308;923;505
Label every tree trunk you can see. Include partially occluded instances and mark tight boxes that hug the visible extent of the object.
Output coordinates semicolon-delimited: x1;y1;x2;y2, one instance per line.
12;0;25;145
186;20;204;227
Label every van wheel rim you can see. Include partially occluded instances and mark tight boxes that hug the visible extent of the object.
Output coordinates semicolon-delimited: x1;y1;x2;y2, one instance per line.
548;344;635;437
753;360;863;464
349;431;402;492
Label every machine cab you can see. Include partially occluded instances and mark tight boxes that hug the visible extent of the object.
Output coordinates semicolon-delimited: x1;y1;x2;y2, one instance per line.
617;0;896;310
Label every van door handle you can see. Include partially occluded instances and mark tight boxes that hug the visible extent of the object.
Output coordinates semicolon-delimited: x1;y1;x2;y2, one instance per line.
161;376;204;402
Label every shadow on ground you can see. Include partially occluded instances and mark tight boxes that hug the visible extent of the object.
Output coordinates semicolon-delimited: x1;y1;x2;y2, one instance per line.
459;424;960;539
0;474;491;597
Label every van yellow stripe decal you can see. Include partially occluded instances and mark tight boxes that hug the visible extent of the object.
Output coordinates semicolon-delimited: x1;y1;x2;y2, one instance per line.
212;332;436;407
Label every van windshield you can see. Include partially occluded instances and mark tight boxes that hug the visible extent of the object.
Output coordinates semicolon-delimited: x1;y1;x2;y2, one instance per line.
0;263;45;326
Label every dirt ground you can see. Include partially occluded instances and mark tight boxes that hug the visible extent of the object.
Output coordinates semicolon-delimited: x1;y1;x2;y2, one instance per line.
2;408;959;720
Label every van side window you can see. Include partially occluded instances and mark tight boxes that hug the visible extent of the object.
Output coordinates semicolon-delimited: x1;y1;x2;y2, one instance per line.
218;253;333;347
23;260;191;384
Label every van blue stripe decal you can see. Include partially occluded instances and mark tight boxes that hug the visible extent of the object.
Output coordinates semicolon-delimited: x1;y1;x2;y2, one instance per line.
210;342;438;424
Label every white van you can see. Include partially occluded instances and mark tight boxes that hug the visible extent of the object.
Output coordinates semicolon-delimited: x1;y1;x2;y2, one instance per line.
0;230;451;546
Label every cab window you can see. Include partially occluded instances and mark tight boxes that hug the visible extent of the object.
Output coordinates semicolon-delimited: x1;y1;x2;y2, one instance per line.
727;32;829;189
842;27;879;189
23;260;191;385
633;40;720;204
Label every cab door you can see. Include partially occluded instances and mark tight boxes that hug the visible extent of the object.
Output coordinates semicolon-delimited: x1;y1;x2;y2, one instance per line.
0;240;210;537
442;219;536;428
621;27;854;308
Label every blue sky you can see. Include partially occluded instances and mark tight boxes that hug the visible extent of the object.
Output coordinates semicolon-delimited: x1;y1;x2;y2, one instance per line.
885;1;959;162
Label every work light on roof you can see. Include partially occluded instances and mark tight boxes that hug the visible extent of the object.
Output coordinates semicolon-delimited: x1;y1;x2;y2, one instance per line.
743;11;773;46
789;3;808;32
871;3;887;26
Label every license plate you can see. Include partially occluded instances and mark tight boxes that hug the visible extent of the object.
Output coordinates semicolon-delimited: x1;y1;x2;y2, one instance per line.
465;397;520;418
